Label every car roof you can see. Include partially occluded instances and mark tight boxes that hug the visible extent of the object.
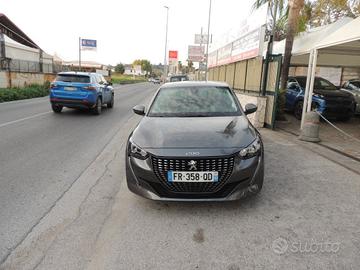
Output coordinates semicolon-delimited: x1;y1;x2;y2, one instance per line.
161;81;230;88
57;71;93;76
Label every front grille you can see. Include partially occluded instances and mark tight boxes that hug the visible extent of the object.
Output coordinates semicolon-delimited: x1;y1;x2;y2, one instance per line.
151;156;235;193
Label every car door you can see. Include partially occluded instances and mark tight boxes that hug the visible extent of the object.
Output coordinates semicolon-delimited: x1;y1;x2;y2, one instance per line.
95;74;106;104
100;75;111;103
286;79;301;110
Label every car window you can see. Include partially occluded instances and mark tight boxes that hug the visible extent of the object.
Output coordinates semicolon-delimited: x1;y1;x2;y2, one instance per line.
170;76;188;82
148;86;241;117
349;81;360;90
295;77;337;90
314;78;337;90
56;74;90;83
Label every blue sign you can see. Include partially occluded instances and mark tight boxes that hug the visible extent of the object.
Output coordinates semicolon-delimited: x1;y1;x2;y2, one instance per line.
81;39;97;49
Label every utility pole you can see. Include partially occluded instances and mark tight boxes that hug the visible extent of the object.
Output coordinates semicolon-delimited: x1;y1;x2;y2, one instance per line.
204;0;212;80
163;6;169;80
79;37;81;71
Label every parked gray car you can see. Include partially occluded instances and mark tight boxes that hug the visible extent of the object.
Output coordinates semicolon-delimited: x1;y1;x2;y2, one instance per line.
126;81;264;201
341;79;360;114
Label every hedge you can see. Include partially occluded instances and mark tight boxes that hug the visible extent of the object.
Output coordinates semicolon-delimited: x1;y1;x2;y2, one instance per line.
0;82;50;103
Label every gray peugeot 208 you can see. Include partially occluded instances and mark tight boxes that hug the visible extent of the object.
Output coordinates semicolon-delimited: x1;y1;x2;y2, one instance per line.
126;81;264;201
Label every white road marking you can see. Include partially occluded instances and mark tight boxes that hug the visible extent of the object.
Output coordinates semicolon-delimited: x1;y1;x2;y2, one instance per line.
0;111;52;128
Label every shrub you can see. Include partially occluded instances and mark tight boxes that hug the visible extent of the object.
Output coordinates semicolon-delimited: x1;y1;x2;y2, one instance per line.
0;83;49;103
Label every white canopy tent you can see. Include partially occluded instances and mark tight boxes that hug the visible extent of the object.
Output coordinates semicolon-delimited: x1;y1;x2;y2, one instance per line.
272;17;360;128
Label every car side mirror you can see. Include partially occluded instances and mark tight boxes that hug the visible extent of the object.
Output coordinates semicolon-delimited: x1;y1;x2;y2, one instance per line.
244;103;257;115
106;81;113;86
133;105;145;116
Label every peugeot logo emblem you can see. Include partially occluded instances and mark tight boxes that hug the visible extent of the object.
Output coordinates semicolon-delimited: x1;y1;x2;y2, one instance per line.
188;160;197;170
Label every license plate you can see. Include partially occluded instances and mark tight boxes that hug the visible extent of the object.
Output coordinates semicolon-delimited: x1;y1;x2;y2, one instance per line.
167;171;218;183
64;86;76;91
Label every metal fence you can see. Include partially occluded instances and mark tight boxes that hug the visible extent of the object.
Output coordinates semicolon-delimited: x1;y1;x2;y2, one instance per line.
0;59;72;74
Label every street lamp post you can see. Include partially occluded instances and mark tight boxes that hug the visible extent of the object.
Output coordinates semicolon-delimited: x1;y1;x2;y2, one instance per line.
204;0;212;80
163;6;169;80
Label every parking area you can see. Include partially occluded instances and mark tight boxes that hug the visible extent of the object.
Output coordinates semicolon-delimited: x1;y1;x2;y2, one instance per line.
276;113;360;160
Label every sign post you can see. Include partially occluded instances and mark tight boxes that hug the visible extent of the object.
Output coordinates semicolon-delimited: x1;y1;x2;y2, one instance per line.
79;38;97;71
79;37;81;71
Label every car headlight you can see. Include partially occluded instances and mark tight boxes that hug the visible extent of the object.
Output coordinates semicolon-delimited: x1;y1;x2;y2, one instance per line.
128;139;148;160
313;93;324;99
239;138;261;159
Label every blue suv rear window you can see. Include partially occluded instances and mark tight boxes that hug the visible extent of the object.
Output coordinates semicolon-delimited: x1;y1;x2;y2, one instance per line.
56;75;90;83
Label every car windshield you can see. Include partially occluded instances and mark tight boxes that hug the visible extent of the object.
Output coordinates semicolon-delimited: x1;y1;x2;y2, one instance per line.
296;77;337;90
148;86;241;117
56;74;90;83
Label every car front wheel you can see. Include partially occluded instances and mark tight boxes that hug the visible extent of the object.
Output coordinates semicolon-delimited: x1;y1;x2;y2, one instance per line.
107;94;114;108
294;101;303;120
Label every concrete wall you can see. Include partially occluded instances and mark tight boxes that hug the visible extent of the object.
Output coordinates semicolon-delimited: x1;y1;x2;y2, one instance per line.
236;93;267;128
289;66;360;86
5;42;39;61
0;71;56;88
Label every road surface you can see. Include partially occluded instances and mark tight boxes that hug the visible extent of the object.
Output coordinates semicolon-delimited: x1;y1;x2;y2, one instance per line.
0;83;158;264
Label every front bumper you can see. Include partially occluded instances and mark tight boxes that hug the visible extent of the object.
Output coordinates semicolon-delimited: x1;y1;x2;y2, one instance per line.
125;151;264;202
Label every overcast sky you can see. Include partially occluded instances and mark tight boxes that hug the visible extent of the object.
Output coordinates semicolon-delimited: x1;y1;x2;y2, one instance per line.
2;0;254;65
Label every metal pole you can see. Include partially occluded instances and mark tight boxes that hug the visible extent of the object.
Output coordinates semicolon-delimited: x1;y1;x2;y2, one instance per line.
163;6;169;80
200;27;203;80
79;37;81;71
306;49;318;112
205;0;212;81
300;49;314;129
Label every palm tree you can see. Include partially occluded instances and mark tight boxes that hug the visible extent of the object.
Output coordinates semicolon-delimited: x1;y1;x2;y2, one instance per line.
279;0;305;91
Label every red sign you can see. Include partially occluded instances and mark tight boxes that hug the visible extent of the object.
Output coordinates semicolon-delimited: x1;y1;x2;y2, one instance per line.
169;50;178;60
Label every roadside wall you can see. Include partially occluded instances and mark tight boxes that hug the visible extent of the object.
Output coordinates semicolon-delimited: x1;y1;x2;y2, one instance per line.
209;56;280;128
0;71;56;88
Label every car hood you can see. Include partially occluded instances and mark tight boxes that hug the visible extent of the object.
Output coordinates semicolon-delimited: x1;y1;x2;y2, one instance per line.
314;89;353;98
131;116;257;150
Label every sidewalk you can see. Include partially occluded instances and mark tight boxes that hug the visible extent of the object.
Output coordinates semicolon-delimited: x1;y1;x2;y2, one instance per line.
276;113;360;160
1;127;359;270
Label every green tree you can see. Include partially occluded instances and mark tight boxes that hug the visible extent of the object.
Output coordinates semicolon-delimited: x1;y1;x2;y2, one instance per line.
280;0;305;91
132;59;152;75
115;63;125;74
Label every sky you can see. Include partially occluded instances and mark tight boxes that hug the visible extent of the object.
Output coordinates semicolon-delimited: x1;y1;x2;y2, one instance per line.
2;0;254;65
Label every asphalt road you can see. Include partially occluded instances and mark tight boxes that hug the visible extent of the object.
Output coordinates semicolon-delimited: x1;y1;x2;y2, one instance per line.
0;83;158;264
1;84;359;270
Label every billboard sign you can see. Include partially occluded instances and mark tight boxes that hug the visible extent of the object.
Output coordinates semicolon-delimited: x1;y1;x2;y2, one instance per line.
169;50;178;60
81;39;97;51
207;2;268;67
208;51;218;68
188;45;205;62
195;34;209;44
231;29;261;62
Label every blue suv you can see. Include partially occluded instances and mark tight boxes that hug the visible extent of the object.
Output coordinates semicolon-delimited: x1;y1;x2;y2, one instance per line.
50;72;114;115
286;76;354;121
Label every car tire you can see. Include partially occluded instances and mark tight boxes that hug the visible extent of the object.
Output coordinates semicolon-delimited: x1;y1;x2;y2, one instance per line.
92;98;102;115
107;94;114;108
294;101;303;120
52;104;63;113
